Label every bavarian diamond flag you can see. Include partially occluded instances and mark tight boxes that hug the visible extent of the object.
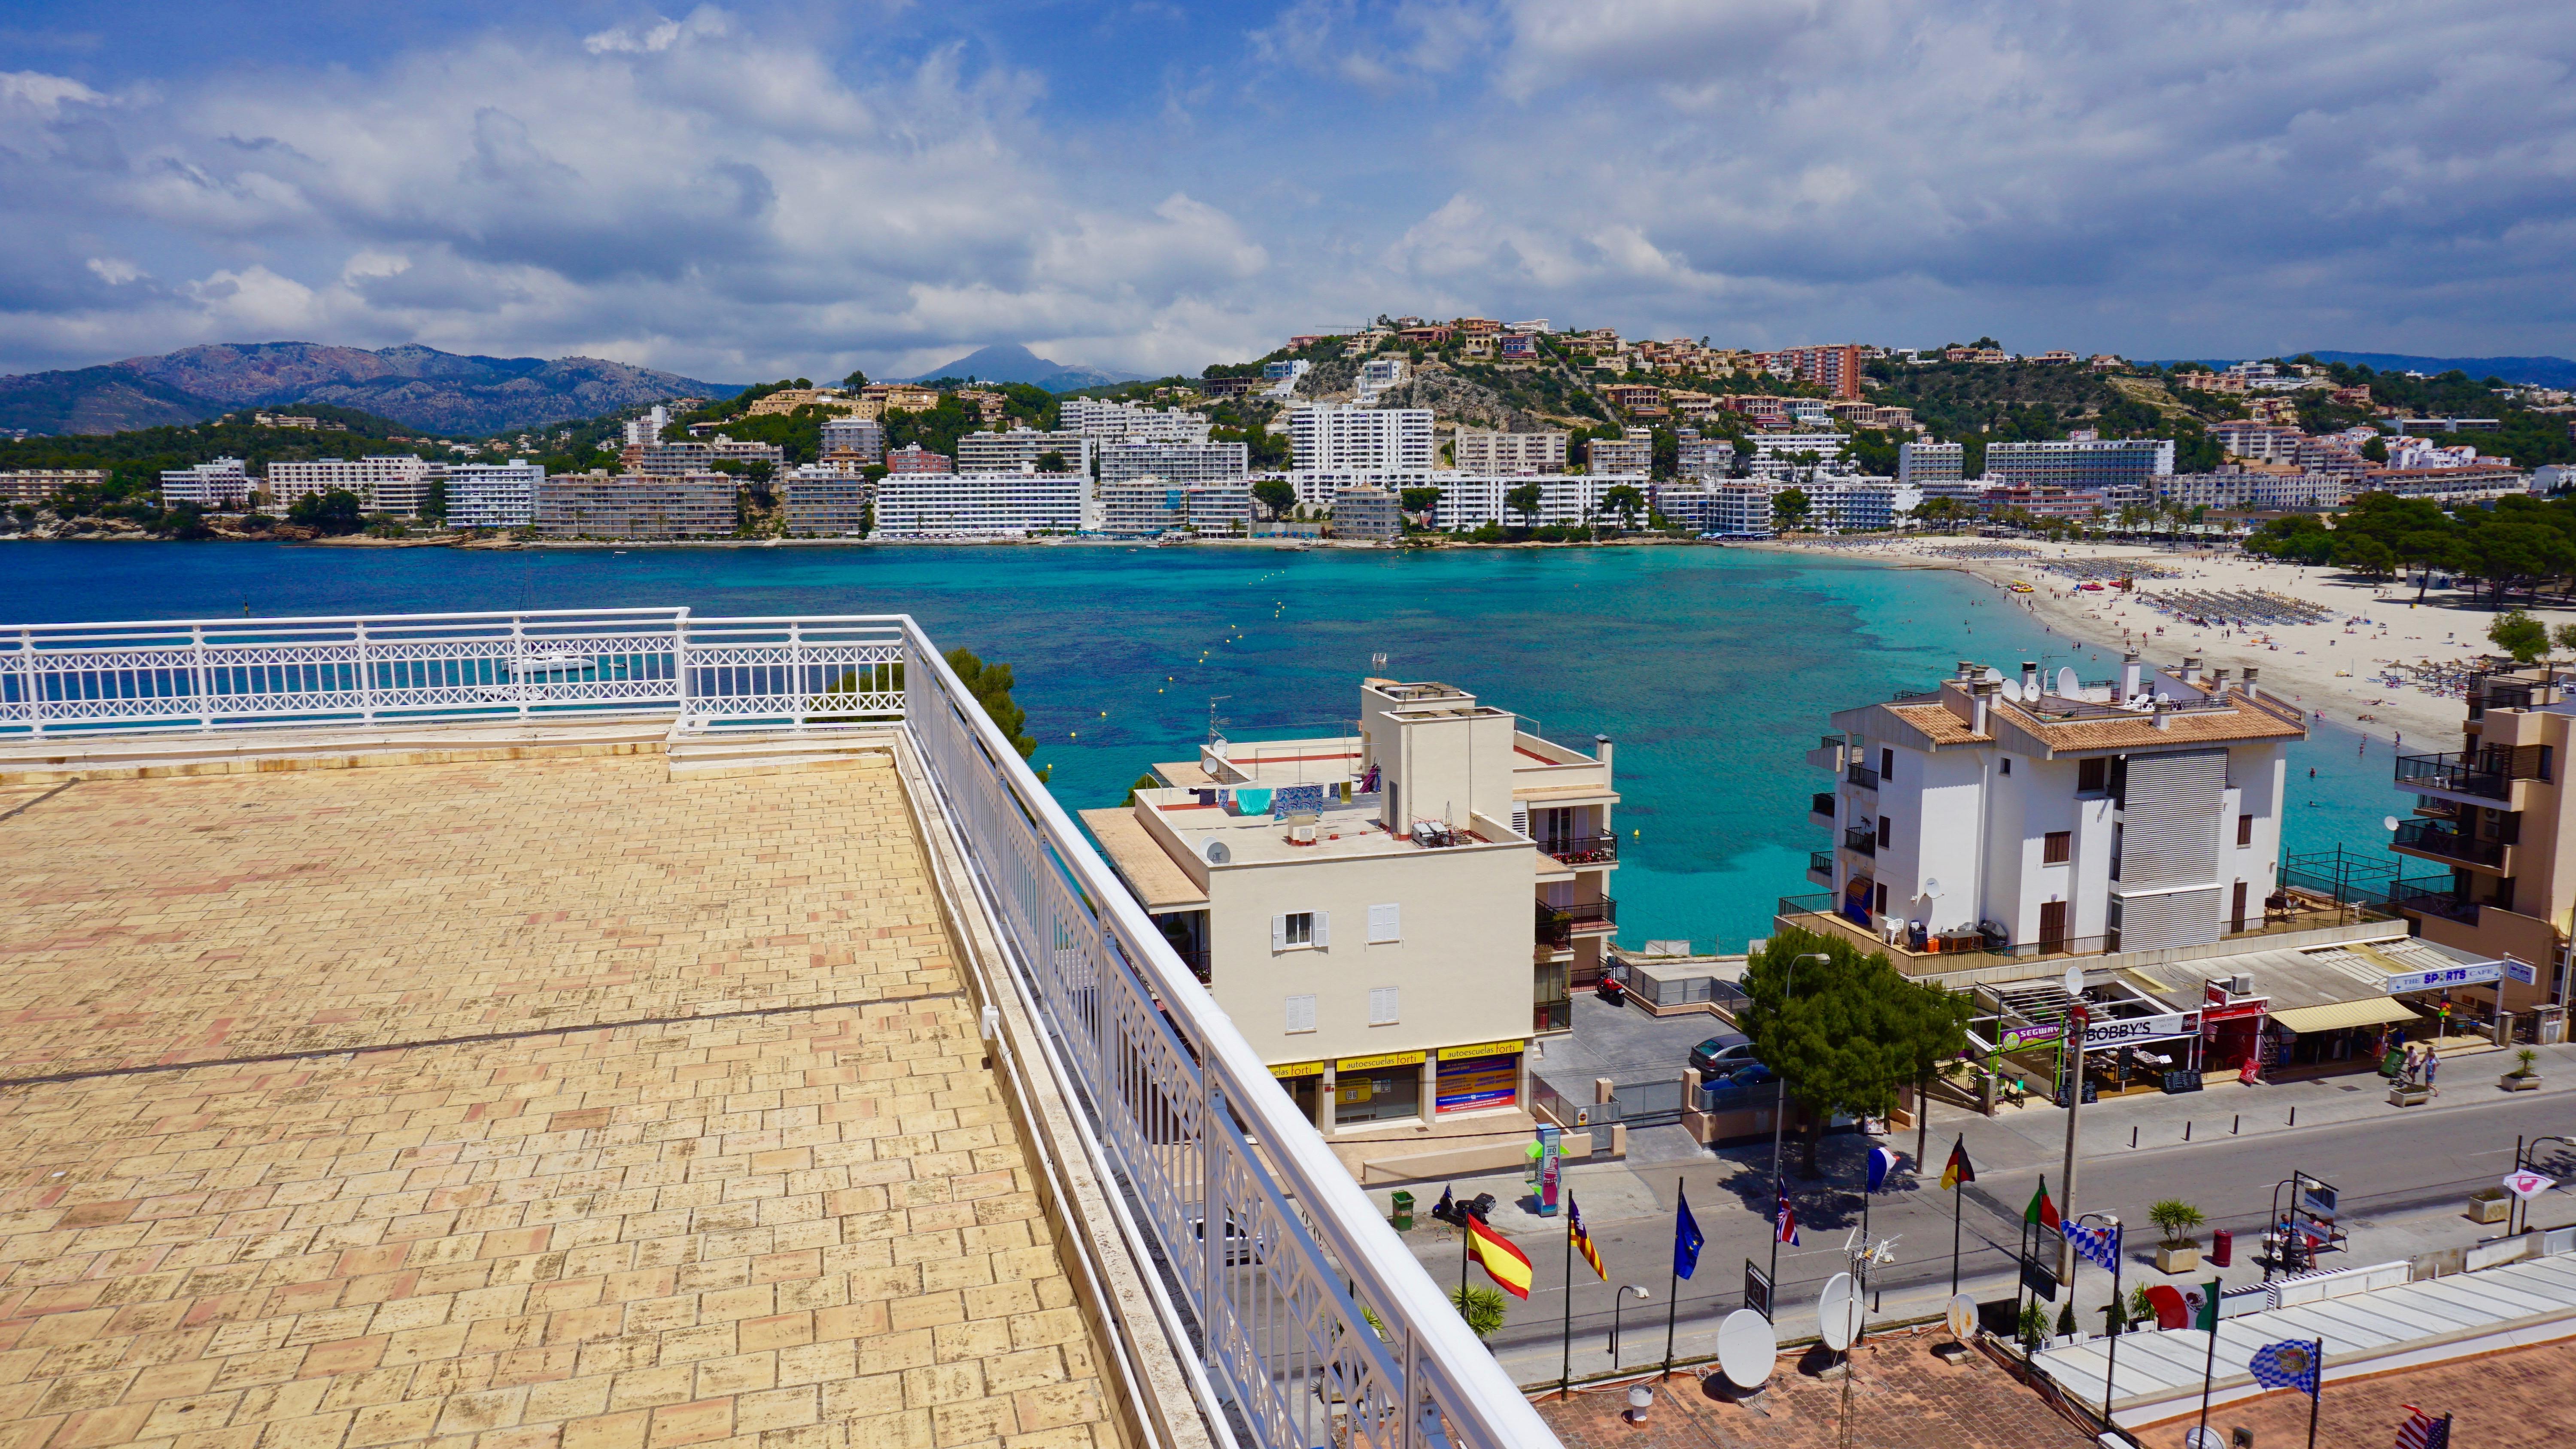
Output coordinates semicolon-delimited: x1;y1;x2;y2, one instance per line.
2249;1338;2322;1397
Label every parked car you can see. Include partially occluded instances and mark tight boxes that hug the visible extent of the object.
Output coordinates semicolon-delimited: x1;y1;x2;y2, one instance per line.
1689;1032;1759;1082
1700;1061;1780;1109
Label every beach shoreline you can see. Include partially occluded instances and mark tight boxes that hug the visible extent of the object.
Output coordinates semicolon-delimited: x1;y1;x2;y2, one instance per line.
1740;534;2568;749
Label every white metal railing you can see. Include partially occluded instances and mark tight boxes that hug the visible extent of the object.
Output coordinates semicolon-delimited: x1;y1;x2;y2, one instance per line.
0;609;1555;1449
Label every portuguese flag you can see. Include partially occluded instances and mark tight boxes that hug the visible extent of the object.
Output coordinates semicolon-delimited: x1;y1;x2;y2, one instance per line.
2024;1175;2060;1230
1466;1216;1534;1300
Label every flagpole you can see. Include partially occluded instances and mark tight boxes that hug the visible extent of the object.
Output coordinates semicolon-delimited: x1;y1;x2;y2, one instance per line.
1559;1210;1575;1400
1662;1176;1683;1377
2306;1338;2322;1449
2194;1282;2220;1446
1950;1168;1964;1296
2102;1216;2125;1429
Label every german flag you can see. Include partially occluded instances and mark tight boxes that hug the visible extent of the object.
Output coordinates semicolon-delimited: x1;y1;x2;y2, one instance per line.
1569;1195;1606;1282
1940;1136;1975;1191
1466;1216;1534;1300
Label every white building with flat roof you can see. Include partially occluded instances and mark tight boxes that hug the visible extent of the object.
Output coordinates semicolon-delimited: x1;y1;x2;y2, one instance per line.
1096;479;1252;537
1676;436;1736;481
1899;440;1964;486
265;455;438;514
955;427;1095;478
159;458;255;509
1290;404;1434;473
1984;437;2175;488
1060;398;1213;443
442;460;543;529
1747;431;1853;479
1097;440;1249;485
1586;433;1651;477
1427;474;1626;530
873;469;1084;537
1450;428;1567;476
781;469;870;536
1078;677;1622;1130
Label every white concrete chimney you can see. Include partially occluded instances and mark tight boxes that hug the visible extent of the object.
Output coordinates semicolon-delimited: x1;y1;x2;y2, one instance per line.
2021;660;2041;695
1972;679;1997;734
2209;667;2230;698
1595;734;1613;772
2242;667;2260;700
2182;656;2203;684
2121;654;2143;700
2153;698;2173;731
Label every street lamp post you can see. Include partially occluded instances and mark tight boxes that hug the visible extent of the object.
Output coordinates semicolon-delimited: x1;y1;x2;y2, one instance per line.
1767;952;1832;1299
1610;1285;1650;1368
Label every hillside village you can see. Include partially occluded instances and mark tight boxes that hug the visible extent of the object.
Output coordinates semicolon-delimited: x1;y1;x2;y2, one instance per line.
2;318;2572;545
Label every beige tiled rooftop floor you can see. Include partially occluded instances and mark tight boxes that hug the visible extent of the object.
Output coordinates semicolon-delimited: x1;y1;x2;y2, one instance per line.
0;757;1120;1449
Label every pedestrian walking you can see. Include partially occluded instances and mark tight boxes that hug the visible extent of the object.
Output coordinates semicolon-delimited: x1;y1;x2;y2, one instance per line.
2422;1045;2439;1095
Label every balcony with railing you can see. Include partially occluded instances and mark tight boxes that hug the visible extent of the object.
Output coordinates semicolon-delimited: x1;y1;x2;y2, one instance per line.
1808;849;1834;884
1811;791;1836;822
2390;878;2482;925
0;608;1556;1449
1846;761;1880;790
2391;817;2511;873
1842;824;1880;858
2396;749;2510;800
1539;831;1619;865
1537;897;1618;946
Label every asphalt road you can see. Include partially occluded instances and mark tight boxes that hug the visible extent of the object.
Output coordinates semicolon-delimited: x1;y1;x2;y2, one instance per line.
1415;1079;2576;1376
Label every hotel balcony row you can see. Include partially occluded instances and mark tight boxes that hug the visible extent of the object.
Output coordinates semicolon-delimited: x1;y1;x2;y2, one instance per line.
0;608;1553;1449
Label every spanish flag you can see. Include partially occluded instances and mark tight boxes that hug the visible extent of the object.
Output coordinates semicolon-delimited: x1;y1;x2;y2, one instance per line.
1570;1195;1606;1282
1940;1135;1975;1191
1467;1216;1534;1300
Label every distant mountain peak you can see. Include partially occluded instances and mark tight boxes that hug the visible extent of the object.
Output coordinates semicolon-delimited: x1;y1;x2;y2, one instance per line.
897;343;1141;392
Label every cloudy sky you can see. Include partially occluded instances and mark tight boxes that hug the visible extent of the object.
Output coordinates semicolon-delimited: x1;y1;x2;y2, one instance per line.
1;0;2570;383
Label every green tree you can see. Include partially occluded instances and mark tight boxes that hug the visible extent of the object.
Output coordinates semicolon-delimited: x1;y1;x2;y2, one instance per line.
842;368;869;390
2490;609;2549;664
1036;449;1068;473
1504;482;1544;530
286;488;365;535
1771;488;1811;531
2331;534;2397;577
2360;435;2388;464
1601;484;1646;530
1448;1284;1507;1340
1738;926;1972;1173
1399;486;1440;515
2148;1199;2205;1246
1252;479;1297;518
944;647;1049;782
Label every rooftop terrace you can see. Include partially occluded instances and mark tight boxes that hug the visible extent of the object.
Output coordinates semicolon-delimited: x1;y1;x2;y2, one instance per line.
0;610;1553;1449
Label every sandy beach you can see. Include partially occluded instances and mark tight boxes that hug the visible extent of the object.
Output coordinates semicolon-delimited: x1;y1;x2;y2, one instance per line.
1750;534;2576;749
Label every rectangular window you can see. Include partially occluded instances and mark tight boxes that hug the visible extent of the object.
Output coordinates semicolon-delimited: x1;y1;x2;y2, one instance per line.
2001;757;2012;776
2039;900;2069;951
2043;831;2072;865
1873;882;1888;915
1368;987;1400;1025
2237;813;2254;847
1286;994;1317;1033
1274;912;1325;950
2077;758;2107;793
1877;815;1892;849
1880;748;1894;779
2109;823;2124;880
1368;903;1401;943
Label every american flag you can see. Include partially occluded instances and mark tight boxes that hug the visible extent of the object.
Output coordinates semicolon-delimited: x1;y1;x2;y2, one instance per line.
2394;1406;2450;1449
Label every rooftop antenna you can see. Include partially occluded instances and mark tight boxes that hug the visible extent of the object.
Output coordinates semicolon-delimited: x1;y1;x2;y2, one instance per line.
1371;652;1390;674
1206;695;1231;746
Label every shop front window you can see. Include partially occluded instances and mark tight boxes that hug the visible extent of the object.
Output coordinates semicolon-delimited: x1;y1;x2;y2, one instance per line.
1335;1071;1422;1126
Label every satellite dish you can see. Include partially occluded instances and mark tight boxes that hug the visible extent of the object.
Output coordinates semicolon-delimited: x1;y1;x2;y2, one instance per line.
2057;667;2079;697
1817;1272;1859;1352
2000;679;2024;702
1716;1310;1777;1390
1201;839;1231;865
2185;1430;2226;1449
2383;816;2400;833
1923;877;1944;898
1982;667;2005;683
1945;1292;1977;1341
2063;964;2086;1000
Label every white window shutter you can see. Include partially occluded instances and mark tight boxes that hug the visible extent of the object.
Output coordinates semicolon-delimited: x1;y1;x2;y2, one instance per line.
1312;911;1330;949
1368;903;1400;943
1511;803;1529;837
1368;987;1399;1025
1287;994;1317;1032
1272;915;1288;952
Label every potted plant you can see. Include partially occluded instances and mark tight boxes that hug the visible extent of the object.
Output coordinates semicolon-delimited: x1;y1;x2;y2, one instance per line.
2501;1047;2542;1092
2149;1198;2206;1273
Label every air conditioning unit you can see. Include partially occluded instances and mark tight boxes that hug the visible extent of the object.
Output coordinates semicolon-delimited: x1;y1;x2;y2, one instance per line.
2223;973;2254;996
1289;823;1317;846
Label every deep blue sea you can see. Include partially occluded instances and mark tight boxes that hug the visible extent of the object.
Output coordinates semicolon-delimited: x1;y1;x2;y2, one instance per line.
0;541;2400;950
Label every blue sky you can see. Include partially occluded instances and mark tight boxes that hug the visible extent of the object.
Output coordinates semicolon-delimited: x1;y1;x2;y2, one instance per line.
1;0;2571;383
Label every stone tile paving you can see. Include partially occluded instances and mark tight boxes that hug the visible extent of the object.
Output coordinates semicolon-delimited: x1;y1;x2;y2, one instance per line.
1537;1328;2095;1449
0;758;956;1076
0;755;1122;1449
2135;1337;2576;1449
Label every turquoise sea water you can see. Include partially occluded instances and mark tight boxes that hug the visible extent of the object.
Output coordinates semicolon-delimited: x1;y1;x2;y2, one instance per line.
0;542;2403;949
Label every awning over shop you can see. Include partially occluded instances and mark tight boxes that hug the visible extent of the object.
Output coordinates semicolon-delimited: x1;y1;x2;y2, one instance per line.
2269;997;2421;1034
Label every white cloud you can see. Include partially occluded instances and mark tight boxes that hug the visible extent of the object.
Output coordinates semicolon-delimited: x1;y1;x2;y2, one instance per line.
85;257;142;285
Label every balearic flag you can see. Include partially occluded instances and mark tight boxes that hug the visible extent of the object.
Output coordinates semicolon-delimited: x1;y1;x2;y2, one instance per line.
1569;1195;1605;1282
1466;1216;1534;1300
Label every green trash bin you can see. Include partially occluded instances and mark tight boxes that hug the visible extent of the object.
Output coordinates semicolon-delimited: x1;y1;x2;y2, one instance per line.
1390;1191;1415;1231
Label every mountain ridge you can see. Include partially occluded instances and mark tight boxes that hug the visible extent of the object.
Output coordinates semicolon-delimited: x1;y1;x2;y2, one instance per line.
895;343;1141;392
0;342;738;437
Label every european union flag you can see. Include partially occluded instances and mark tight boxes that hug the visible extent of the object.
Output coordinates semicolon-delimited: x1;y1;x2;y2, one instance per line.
1674;1189;1704;1279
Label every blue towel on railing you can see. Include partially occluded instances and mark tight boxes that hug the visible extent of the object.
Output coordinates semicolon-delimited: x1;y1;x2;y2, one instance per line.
1236;787;1273;815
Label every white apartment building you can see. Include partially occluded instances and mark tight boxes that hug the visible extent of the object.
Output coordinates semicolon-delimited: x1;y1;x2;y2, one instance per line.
1899;440;1965;486
955;427;1095;477
1814;657;2302;953
621;406;669;449
1290;404;1434;473
818;416;885;467
1096;479;1252;537
1262;358;1312;384
2153;471;2348;513
0;469;106;503
1286;470;1431;509
1059;398;1213;443
1654;480;1778;536
158;458;255;509
872;470;1084;537
1330;486;1402;540
442;460;544;530
1355;358;1406;401
1747;432;1853;478
1450;428;1569;475
1586;433;1652;477
1078;678;1620;1130
1676;436;1736;482
1428;474;1625;530
264;455;438;514
1097;440;1249;485
1984;438;2175;488
1805;476;1912;532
